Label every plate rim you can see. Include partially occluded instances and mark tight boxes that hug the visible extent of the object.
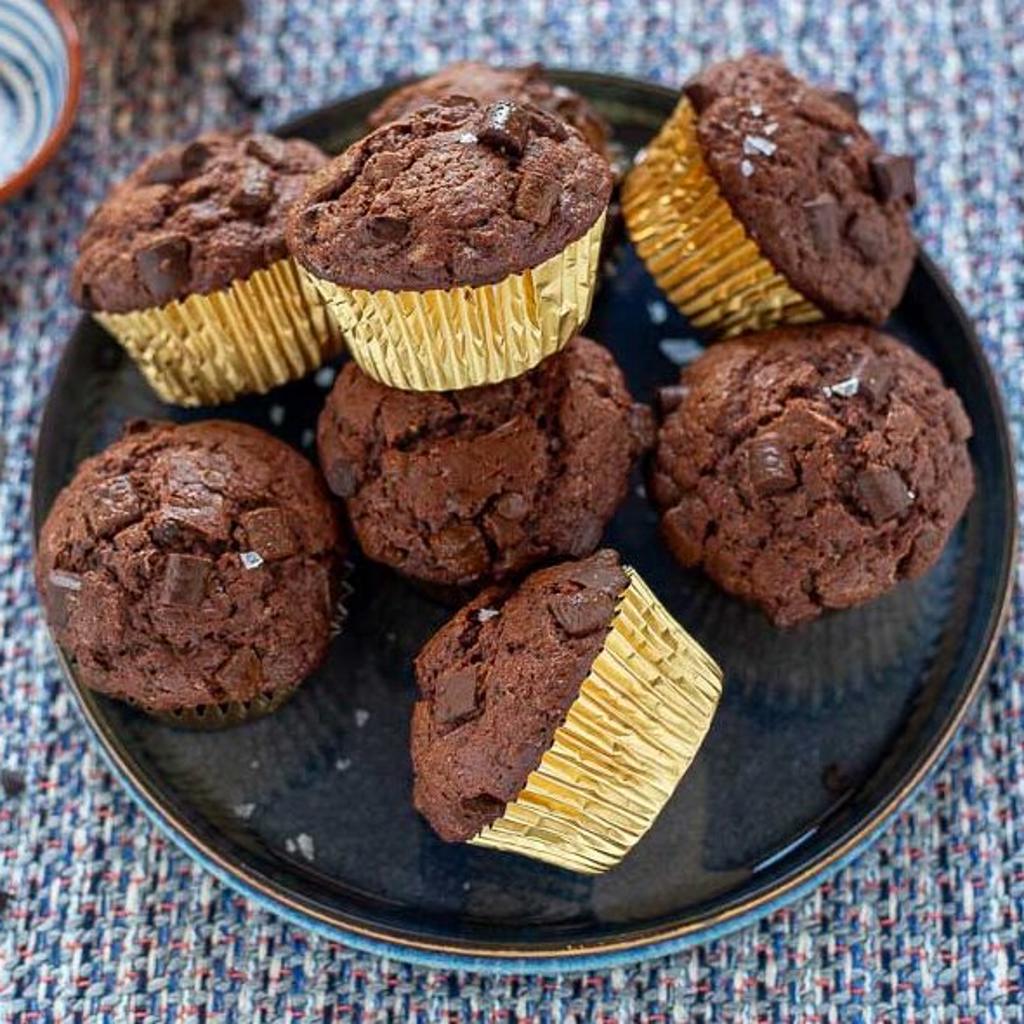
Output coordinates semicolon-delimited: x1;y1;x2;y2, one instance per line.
31;72;1019;971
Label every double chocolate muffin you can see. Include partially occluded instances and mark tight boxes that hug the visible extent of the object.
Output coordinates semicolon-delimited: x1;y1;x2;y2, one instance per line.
288;97;614;391
74;132;325;312
411;549;723;872
367;60;610;157
650;324;974;627
74;131;340;405
317;336;653;589
624;54;917;335
36;421;345;723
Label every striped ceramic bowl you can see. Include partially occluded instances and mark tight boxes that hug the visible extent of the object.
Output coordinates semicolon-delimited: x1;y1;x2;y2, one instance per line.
0;0;79;201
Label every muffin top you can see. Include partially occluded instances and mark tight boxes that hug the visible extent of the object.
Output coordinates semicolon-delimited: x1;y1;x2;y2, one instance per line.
411;549;628;842
288;97;613;291
317;336;653;588
650;324;973;627
684;54;917;323
367;60;610;156
73;131;328;313
36;420;344;713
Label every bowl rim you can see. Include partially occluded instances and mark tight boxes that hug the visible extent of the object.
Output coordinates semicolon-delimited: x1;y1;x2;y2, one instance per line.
0;0;82;203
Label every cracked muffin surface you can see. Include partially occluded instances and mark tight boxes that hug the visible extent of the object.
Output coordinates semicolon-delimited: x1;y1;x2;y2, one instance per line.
36;420;344;713
411;549;627;842
650;324;973;627
317;336;653;588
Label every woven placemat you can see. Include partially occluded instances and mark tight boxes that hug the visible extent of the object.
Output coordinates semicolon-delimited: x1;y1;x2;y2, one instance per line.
1;1;1022;1018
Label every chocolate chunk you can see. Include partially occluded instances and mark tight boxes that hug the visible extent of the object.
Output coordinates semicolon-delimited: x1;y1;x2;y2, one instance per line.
217;647;263;701
434;667;480;727
802;193;839;256
629;403;656;450
243;133;288;167
857;358;894;406
822;89;859;118
567;514;604;558
229;163;274;214
1;770;25;798
478;102;530;156
87;476;141;536
46;569;82;628
525;106;569;141
846;210;888;265
495;492;529;521
142;147;187;185
566;551;628;596
181;140;212;174
514;170;560;225
326;458;358;498
682;77;716;115
656;384;689;417
870;153;916;205
549;590;615;637
855;466;912;524
366;213;409;242
160;553;211;605
748;434;798;497
240;507;298;561
134;234;191;304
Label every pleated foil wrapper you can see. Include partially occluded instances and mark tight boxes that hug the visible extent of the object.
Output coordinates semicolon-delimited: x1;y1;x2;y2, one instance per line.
470;567;723;874
622;98;822;337
95;257;343;407
303;212;606;392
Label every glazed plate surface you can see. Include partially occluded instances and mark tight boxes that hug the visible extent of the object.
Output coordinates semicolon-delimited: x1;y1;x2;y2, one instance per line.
32;73;1017;971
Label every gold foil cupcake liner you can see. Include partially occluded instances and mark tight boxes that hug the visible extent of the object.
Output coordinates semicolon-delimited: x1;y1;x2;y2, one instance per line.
303;213;606;392
622;98;821;337
470;567;723;874
151;680;303;730
95;257;343;407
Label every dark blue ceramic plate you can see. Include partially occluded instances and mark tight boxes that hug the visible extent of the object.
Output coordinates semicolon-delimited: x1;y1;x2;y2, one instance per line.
32;73;1017;972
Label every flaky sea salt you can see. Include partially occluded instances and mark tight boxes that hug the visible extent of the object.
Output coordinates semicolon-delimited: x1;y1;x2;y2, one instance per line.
740;159;755;177
239;551;264;570
823;377;861;398
476;607;500;622
354;708;370;728
233;803;255;820
647;300;669;324
744;135;777;157
458;132;478;144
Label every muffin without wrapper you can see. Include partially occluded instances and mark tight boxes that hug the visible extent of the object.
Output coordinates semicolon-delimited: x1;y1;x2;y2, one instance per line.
316;336;653;590
72;131;342;406
35;420;347;726
649;324;974;628
623;54;917;337
288;96;613;391
367;60;611;158
411;549;723;874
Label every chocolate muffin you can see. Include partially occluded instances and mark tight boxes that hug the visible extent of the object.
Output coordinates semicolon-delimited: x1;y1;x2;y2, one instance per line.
75;131;326;312
73;131;340;405
36;420;346;723
623;54;917;336
411;549;723;872
288;97;613;391
317;336;652;589
367;60;610;157
650;324;974;627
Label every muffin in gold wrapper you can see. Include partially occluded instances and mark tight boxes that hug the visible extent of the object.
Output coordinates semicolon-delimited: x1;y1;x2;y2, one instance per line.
622;97;821;337
96;258;343;407
470;568;722;873
412;551;723;875
302;213;605;392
